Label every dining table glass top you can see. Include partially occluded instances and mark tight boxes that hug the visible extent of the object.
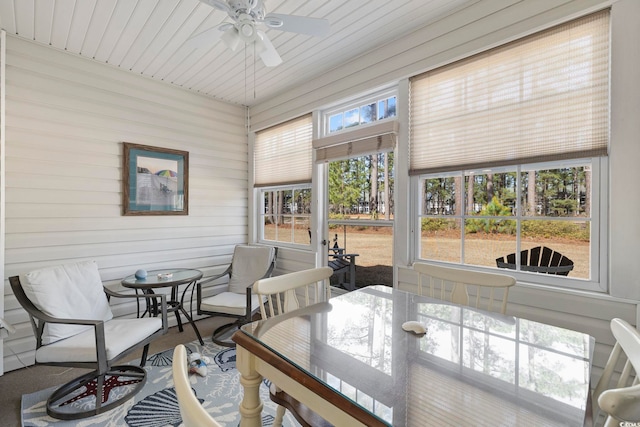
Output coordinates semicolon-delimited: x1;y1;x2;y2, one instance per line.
240;285;594;427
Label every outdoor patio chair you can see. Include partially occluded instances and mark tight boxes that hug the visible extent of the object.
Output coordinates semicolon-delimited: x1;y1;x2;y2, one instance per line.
254;267;334;427
592;318;640;427
9;260;168;420
328;233;358;291
172;344;222;427
413;262;516;314
496;246;574;276
195;245;277;347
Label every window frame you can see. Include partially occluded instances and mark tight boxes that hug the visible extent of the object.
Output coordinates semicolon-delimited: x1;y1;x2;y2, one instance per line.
412;157;607;292
258;183;313;249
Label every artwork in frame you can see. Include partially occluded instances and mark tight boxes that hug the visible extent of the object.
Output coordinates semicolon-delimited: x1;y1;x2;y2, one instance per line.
122;142;189;215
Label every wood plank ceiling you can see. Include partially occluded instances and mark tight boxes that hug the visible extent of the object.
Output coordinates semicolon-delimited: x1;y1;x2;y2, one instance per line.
0;0;471;106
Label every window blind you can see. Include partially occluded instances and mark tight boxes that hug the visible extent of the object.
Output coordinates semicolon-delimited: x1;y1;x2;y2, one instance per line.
254;114;313;187
409;11;610;175
314;120;398;162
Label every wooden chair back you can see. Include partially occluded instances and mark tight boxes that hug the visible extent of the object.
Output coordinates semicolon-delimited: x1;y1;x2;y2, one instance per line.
413;262;516;314
496;245;574;276
172;344;222;427
592;318;640;427
253;267;333;319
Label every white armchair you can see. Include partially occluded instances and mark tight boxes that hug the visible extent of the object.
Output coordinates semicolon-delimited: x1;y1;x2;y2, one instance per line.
9;260;168;420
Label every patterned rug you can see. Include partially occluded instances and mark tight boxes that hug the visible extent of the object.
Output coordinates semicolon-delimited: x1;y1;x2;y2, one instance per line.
21;340;300;427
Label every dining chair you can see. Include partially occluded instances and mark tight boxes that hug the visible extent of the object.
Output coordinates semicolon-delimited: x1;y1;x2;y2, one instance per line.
196;245;277;346
592;318;640;427
412;262;516;314
253;266;334;427
172;344;222;427
9;260;168;420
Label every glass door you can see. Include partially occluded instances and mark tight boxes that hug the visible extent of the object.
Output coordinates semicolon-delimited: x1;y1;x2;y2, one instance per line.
325;152;394;289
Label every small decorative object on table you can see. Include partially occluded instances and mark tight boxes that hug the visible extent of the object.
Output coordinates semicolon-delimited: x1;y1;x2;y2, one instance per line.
134;269;147;280
402;320;427;336
157;272;173;280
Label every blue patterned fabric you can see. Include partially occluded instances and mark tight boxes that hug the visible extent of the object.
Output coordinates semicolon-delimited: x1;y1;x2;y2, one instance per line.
21;340;299;427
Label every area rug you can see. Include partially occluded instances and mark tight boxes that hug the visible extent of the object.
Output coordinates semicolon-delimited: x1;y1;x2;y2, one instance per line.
21;340;301;427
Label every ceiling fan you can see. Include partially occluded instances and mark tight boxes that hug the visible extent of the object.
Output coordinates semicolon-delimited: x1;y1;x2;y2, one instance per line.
189;0;331;67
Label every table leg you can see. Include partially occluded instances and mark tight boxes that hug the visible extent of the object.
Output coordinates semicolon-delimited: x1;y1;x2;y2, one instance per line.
171;286;184;332
235;344;264;427
142;289;157;317
177;280;204;345
177;304;204;345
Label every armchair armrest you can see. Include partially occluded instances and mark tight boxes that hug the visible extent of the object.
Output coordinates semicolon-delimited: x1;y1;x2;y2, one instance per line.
104;287;168;333
195;265;232;316
197;265;232;287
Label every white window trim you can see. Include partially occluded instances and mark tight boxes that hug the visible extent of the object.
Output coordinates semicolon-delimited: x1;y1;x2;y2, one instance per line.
412;157;608;293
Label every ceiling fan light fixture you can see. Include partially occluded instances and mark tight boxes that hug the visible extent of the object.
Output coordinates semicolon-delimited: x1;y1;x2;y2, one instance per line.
221;26;241;51
254;33;266;54
240;23;255;38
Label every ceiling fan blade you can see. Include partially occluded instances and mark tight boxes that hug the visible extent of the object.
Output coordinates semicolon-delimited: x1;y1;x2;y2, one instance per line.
198;0;232;15
186;26;225;48
255;31;282;67
264;13;330;37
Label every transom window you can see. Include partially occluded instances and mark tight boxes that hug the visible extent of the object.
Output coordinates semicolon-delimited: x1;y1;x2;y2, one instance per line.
324;91;397;135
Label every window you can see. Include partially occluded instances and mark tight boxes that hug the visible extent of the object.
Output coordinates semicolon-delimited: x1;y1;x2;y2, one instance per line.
260;186;312;245
255;115;313;246
325;91;397;135
417;159;603;290
409;11;609;291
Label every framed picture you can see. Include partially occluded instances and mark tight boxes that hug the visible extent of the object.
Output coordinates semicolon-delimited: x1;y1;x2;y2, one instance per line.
122;142;189;215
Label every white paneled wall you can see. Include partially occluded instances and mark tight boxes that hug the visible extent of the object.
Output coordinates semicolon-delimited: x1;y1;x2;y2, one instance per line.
2;36;248;372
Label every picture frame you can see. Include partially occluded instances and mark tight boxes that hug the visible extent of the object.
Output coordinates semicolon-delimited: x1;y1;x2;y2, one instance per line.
122;142;189;216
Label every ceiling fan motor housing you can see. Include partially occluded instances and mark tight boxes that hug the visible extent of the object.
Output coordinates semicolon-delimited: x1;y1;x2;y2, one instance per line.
228;0;265;20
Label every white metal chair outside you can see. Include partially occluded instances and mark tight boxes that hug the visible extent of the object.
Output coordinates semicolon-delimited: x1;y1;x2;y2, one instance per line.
172;344;222;427
412;262;516;314
253;266;334;427
592;318;640;427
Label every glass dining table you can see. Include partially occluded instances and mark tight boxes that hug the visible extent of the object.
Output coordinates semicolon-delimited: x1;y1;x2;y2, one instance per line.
232;285;594;427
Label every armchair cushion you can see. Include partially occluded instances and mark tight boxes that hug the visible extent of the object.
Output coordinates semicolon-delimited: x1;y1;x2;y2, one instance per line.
23;260;113;345
35;318;162;363
227;246;276;294
200;292;265;316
